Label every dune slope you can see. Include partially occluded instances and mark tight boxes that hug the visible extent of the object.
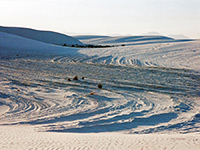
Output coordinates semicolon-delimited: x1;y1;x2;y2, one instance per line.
74;35;192;46
0;31;81;57
0;26;83;45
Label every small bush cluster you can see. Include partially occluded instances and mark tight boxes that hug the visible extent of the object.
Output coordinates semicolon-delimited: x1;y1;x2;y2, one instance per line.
67;76;85;81
67;76;103;90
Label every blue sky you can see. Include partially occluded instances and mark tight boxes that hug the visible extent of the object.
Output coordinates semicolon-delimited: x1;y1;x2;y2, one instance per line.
0;0;200;38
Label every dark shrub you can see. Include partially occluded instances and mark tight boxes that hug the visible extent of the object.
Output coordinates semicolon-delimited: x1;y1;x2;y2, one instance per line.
89;92;94;95
73;76;78;80
98;84;102;89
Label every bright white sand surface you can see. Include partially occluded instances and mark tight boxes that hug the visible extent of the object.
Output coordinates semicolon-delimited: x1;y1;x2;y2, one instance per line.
0;126;200;150
0;27;200;150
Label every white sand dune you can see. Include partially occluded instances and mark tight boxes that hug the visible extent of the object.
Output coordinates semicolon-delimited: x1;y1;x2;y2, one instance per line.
77;40;200;71
1;30;199;71
0;31;81;57
0;26;83;46
0;27;200;149
74;35;192;46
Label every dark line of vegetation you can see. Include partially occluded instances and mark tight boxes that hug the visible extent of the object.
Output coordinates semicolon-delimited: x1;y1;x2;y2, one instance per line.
62;44;126;48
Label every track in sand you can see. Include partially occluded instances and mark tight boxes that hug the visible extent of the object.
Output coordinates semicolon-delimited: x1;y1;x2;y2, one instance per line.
0;58;199;134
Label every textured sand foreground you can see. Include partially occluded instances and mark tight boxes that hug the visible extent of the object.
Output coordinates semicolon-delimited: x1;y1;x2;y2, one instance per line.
0;27;200;150
0;125;200;150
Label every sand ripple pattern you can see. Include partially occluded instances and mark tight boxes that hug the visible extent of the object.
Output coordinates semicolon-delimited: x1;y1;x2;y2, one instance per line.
51;55;149;66
0;58;199;134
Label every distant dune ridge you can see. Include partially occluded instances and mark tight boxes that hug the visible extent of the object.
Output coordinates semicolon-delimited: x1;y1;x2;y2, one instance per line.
74;34;192;46
0;26;83;46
